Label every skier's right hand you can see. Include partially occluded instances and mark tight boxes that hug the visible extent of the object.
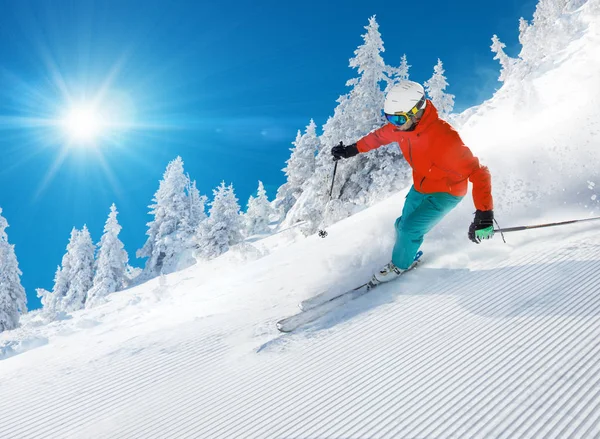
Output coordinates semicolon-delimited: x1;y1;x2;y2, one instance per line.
331;142;359;160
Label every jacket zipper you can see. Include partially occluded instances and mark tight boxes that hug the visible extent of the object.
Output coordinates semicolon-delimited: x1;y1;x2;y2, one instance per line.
420;176;426;189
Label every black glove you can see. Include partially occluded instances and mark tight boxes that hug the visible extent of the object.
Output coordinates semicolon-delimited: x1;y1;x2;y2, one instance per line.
331;142;359;160
469;210;495;244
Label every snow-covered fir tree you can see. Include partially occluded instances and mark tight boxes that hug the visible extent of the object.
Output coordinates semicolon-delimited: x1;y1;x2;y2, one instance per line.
320;15;387;149
39;228;79;312
518;0;565;67
275;132;303;219
397;54;410;81
86;204;129;308
40;226;96;313
245;181;273;236
516;0;588;77
284;16;411;232
424;59;455;119
196;182;242;259
179;178;208;266
275;119;319;217
184;178;207;235
137;157;197;278
384;54;411;94
0;208;27;332
491;35;515;82
289;16;389;230
61;225;95;311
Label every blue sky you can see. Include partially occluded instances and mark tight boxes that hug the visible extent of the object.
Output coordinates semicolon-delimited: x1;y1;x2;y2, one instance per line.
0;0;537;309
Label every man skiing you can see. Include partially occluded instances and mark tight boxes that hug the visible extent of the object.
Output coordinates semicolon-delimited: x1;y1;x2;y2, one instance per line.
331;80;494;284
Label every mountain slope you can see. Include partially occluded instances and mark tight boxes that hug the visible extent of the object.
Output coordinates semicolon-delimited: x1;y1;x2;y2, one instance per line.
1;220;599;438
2;1;600;438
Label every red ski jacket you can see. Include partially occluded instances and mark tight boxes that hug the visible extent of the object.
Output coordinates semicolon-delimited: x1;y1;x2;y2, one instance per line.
357;101;493;211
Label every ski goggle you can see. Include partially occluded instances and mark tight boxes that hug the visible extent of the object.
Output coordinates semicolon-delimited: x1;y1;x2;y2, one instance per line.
385;113;409;126
384;95;426;127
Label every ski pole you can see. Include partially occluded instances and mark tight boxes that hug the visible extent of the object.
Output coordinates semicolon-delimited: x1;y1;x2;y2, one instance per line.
494;216;600;233
272;220;308;236
327;141;343;201
328;158;339;199
318;156;340;238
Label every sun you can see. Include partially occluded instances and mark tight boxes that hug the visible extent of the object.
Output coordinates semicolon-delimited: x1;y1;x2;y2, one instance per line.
62;105;105;143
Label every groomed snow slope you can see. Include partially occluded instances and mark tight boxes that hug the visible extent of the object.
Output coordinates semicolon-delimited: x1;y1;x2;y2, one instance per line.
2;2;600;438
1;192;600;439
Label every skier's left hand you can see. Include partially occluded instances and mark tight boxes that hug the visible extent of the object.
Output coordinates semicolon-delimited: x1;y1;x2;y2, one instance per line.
469;210;494;243
331;142;359;160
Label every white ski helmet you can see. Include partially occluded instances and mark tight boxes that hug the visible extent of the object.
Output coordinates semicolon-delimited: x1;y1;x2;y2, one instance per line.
384;80;427;115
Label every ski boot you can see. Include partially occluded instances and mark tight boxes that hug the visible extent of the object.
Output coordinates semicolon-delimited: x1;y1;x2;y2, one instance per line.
369;251;423;287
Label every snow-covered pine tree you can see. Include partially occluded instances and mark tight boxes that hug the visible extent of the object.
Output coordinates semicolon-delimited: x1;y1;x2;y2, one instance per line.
275;119;319;217
137;156;192;278
0;208;27;332
274;138;301;220
491;35;516;82
515;0;592;80
397;54;410;81
324;15;387;147
38;267;64;312
196;182;242;259
61;225;95;311
177;177;208;268
245;181;273;236
86;204;129;308
39;228;79;312
424;59;455;120
184;178;208;235
518;16;530;49
519;0;560;66
284;16;411;231
384;54;411;94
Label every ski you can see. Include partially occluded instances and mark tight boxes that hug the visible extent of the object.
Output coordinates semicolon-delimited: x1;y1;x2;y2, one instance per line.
299;280;372;312
276;251;423;333
276;283;371;333
299;251;423;312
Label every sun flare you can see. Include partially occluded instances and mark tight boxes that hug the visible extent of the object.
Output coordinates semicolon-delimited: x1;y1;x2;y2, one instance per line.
62;105;104;143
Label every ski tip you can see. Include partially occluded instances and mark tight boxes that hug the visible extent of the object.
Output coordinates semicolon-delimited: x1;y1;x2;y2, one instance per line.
276;322;291;333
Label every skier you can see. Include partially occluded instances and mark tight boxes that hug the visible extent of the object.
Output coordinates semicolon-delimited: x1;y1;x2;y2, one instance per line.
332;80;494;284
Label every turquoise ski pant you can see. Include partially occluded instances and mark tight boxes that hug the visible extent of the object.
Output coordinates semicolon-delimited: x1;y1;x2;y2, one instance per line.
392;186;463;269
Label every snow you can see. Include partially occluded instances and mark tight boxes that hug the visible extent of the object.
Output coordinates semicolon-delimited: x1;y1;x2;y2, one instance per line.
2;191;600;438
2;1;600;438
